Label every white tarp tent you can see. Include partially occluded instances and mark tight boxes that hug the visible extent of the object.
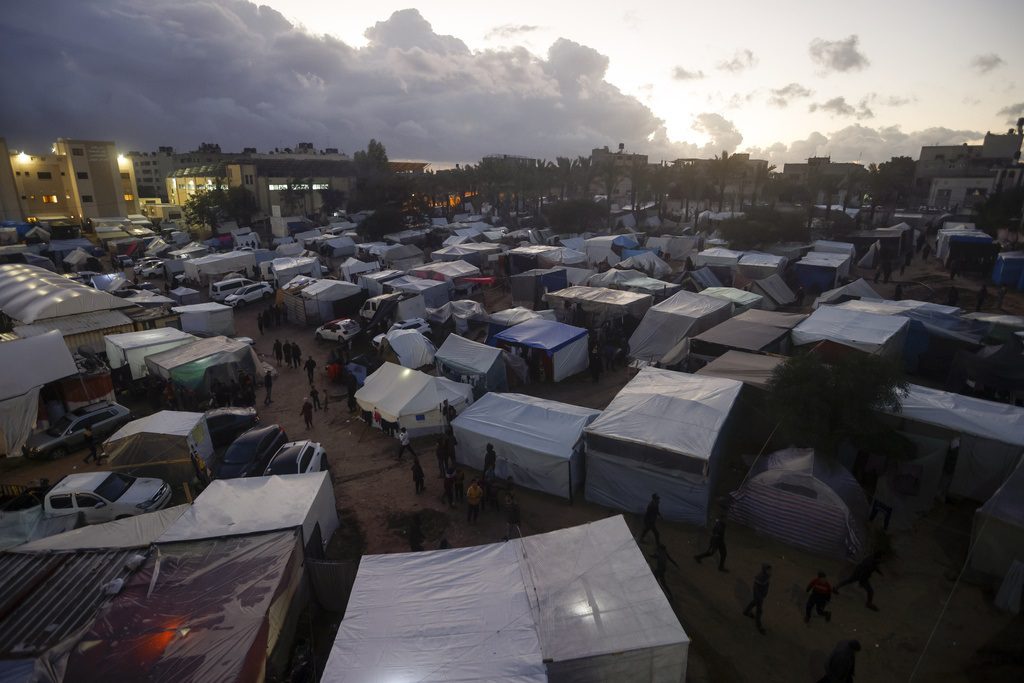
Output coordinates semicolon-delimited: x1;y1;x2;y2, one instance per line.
104;328;198;381
813;278;881;309
812;240;857;258
616;252;672;278
338;257;380;283
628;290;733;362
0;263;133;323
791;306;909;357
700;287;764;313
585;368;743;524
545;286;653;326
158;472;338;549
410;260;482;282
737;252;786;280
969;462;1024;586
695;350;787;390
0;331;78;456
381;329;436;368
452;393;599;499
750;274;797;310
183;251;257;283
14;505;188;552
435;334;507;396
387;275;451;309
356;362;473;436
492;319;589;382
645;235;700;260
692;247;743;268
172;302;235;336
323;515;688;683
103;410;213;484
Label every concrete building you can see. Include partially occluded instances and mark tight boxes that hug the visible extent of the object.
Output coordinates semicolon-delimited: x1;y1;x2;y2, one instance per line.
915;128;1022;211
1;138;139;222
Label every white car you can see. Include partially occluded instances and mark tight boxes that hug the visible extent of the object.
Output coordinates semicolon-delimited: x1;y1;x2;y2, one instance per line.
315;318;361;342
43;472;171;524
389;318;431;336
225;282;273;307
264;440;327;476
136;259;164;278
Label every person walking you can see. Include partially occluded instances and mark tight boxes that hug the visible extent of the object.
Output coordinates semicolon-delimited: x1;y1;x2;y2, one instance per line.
304;355;317;384
893;283;903;301
442;466;456;508
273;339;283;366
694;517;728;571
453;468;465;503
412;457;425;494
589;344;602;383
483;465;500;512
976;285;988;312
834;552;884;611
263;370;273;405
435;436;448;478
504;492;521;541
396;427;416;460
805;570;833;623
466;479;483;523
310;386;321;411
743;564;772;634
282;340;293;369
639;493;661;544
483;443;496;473
817;639;861;683
257;313;264;336
82;426;100;464
299;397;314;430
292;342;302;369
651;543;680;601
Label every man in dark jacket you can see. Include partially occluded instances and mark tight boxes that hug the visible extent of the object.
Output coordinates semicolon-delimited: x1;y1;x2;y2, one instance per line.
694;517;728;571
835;552;884;610
743;564;771;634
817;640;861;683
263;370;273;405
639;493;661;544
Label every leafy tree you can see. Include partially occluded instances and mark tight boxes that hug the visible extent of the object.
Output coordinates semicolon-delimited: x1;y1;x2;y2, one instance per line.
357;205;405;241
182;184;225;231
222;186;259;226
353;138;389;174
768;353;909;460
974;186;1024;238
717;207;809;249
866;156;916;222
543;199;608;234
318;188;348;219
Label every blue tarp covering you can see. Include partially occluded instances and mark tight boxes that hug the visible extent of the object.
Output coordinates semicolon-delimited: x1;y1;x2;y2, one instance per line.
992;252;1024;286
493;319;587;352
612;235;639;248
794;261;838;292
690;266;722;289
621;247;659;258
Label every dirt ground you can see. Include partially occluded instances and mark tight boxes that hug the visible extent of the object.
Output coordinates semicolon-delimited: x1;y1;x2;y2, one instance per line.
2;250;1023;682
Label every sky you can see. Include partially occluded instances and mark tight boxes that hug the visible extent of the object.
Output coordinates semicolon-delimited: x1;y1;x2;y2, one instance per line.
1;0;1022;166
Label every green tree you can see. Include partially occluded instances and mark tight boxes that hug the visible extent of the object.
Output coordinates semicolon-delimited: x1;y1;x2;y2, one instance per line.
555;156;576;201
574;155;595;200
222;186;259;226
717;207;809;249
278;179;306;216
709;151;741;212
768;353;909;460
353;138;389;174
598;158;622;228
182;181;226;231
318;187;348;219
543;199;608;234
974;185;1024;238
867;156;917;223
356;206;405;241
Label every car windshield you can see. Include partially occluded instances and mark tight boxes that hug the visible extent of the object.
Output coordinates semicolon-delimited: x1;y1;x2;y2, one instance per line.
223;441;255;464
94;473;135;501
47;414;76;436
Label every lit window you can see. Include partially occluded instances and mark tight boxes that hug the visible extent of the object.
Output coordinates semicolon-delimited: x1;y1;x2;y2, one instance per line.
42;195;58;203
124;193;134;201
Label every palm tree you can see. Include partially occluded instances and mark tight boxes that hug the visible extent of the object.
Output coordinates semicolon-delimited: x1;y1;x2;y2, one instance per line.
628;157;649;224
648;163;671;221
709;151;740;213
599;158;622;229
574;155;596;201
673;164;699;221
750;163;777;207
555;156;576;201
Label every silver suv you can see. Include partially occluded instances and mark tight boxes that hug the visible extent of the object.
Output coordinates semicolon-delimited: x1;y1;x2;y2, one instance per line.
23;401;133;460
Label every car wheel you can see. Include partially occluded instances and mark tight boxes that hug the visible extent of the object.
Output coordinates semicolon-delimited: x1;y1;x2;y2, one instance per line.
50;446;68;460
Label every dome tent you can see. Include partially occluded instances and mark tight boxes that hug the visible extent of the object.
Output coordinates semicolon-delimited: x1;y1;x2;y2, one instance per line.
729;448;869;559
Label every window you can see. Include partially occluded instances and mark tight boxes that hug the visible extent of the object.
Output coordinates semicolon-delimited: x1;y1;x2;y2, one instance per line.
72;148;84;156
76;171;88;180
42;195;58;204
299;447;313;473
49;494;73;510
120;172;130;180
124;193;134;201
14;171;20;176
75;493;105;508
95;473;134;501
81;195;93;203
37;171;52;180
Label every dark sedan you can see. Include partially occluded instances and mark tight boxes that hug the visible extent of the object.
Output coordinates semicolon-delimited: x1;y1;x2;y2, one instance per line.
215;424;287;479
205;407;260;450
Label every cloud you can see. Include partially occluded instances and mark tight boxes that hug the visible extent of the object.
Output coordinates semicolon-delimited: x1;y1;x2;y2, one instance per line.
716;49;757;73
672;66;705;80
970;53;1004;73
997;102;1024;123
768;83;813;107
809;96;873;120
485;24;539;40
691;113;743;152
809;35;869;73
746;125;981;164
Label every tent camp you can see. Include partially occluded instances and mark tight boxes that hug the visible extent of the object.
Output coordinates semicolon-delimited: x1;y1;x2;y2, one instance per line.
690;318;792;360
645;234;700;260
794;252;851;291
410;260;482;284
492;319;589;382
425;300;487;334
507;245;560;275
339;257;380;283
748;274;797;310
386;275;450;309
320;236;357;257
617;252;671;279
695;350;786;390
969;462;1024;589
545;286;653;328
628;290;734;363
103;410;213;484
700;286;764;313
736;253;786;281
812;240;857;258
992;251;1024;288
356;362;473;436
587;269;681;299
381;243;424;270
105;328;198;381
435;334;507;397
323;515;689;683
584;368;743;524
452;393;599;499
182;251;257;284
792;306;910;358
297;279;363;324
692;247;743;269
729;448;869;559
359;269;404;295
485;307;557;343
145;336;260;395
168;286;201;306
172;302;235;336
430;243;503;268
813;278;881;308
511;268;568;310
584;235;638;266
380;329;436;368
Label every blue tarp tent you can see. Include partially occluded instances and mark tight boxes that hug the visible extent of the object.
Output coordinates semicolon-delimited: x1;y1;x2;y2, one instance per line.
492;319;589;382
435;333;508;397
992;251;1024;287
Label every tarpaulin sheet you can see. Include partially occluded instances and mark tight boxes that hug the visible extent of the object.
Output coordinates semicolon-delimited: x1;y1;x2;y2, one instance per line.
792;306;909;355
381;329;436;368
695;350;786;390
628;290;733;362
356;362;473;433
103;411;213;484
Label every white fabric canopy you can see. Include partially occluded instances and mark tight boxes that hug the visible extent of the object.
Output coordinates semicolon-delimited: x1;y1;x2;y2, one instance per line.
701;286;764;311
885;384;1024;447
617;252;671;278
356;362;473;434
792;306;909;355
813;278;881;308
16;505;188;551
812;240;856;258
410;260;482;280
0;263;133;323
692;247;742;267
696;350;786;390
628;290;733;362
105;328;197;380
383;329;436;368
436;333;501;374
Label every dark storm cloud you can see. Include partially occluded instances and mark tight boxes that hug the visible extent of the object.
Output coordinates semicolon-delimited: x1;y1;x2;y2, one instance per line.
809;35;870;73
768;83;813;107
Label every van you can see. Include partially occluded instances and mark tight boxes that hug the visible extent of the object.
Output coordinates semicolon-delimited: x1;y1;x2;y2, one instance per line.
210;277;254;302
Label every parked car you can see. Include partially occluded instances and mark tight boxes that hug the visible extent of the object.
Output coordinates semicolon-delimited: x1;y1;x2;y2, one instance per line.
315;317;361;342
43;472;171;523
23;401;133;460
225;282;273;307
215;424;288;479
136;259;164;278
204;407;260;449
112;254;134;268
389;318;431;335
264;440;327;476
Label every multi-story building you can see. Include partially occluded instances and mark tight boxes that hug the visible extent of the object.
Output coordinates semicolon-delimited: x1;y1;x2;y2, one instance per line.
0;137;138;222
916;128;1023;211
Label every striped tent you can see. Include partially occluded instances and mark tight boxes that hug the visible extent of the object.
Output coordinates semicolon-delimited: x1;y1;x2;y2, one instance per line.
729;448;869;559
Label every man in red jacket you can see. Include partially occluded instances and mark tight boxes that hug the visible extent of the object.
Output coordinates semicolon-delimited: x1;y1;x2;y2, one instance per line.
805;570;833;624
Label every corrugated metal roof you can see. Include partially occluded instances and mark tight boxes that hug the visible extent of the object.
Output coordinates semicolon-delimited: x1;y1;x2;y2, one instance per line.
0;549;141;656
14;310;134;338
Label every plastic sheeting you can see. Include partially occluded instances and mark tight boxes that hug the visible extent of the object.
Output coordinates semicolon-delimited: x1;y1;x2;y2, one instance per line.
145;336;258;392
970;462;1024;582
791;306;909;356
813;278;881;308
692;247;742;268
885;383;1024;448
0;263;133;323
355;362;474;434
812;240;856;258
104;329;197;381
381;329;436;368
701;287;764;313
492;319;589;382
387;275;450;309
410;260;482;281
691;319;790;355
323;516;688;683
628;290;733;362
172;302;235;337
103;411;213;484
425;300;487;333
737;252;785;279
452;393;599;499
435;334;507;396
546;286;653;326
15;505;188;551
617;252;671;279
182;251;257;282
695;350;786;390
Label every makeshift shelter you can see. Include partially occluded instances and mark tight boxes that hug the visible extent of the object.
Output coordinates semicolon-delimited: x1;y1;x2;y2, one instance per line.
690;318;792;360
734;309;807;329
485;307;557;343
168;286;201;306
452;393;597;499
145;336;259;395
0;263;133;323
695;350;786;390
813;278;881;308
584;368;743;524
359;269;404;296
320;236;357;257
339;257;380;283
736;253;786;281
506;245;560;275
748;274;797;310
692;247;743;269
104;328;198;381
545;285;653;328
992;251;1024;287
701;286;764;313
587;269;681;299
511;267;568;309
430;243;502;268
385;274;449;309
295;279;362;325
382;243;424;270
948;336;1024;399
492;319;589;382
182;251;257;284
617;252;671;278
62;248;93;270
645;234;700;260
435;334;507;397
356;362;472;436
172;302;235;336
583;235;639;267
14;505;188;552
0;331;78;456
425;300;487;334
323;515;689;683
628;290;733;363
812;240;857;258
792;306;909;358
729;448;869;559
687;266;722;290
409;260;482;283
794;252;851;291
103;410;213;484
380;329;436;368
969;462;1024;587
